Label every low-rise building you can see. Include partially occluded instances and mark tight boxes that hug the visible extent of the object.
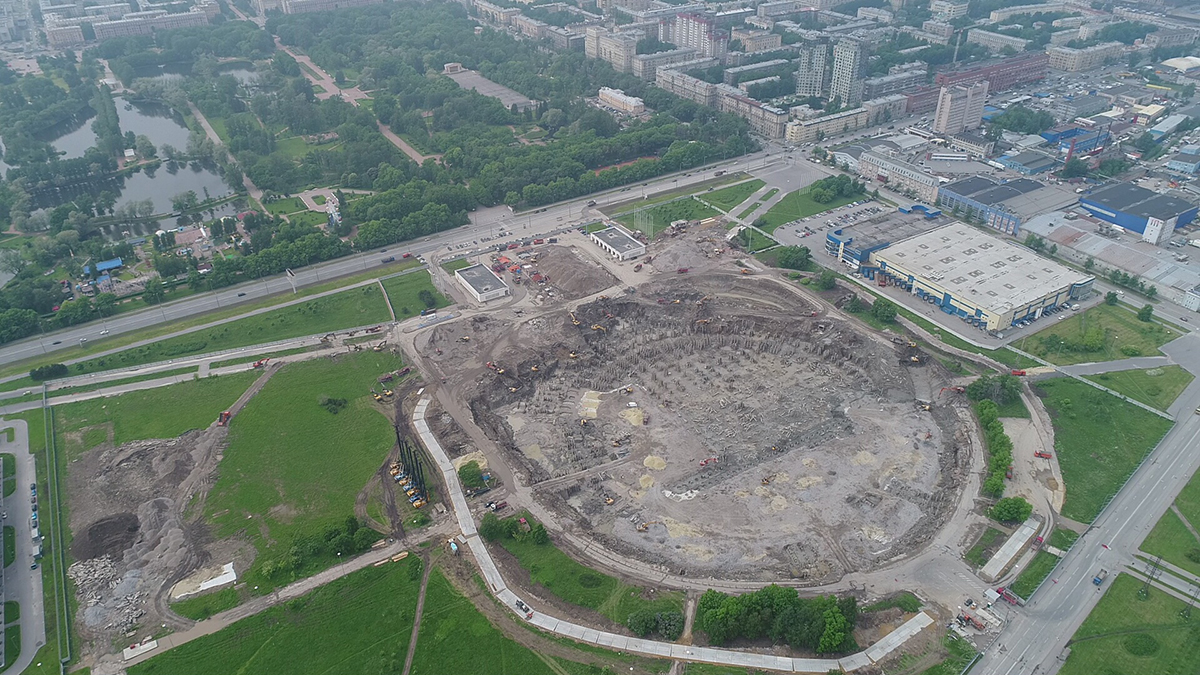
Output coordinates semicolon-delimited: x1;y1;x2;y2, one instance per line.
785;107;870;143
996;150;1060;175
590;226;646;261
598;87;645;114
856;6;892;23
1146;27;1199;49
966;29;1030;53
1046;42;1123;72
656;67;717;106
938;175;1074;233
934;53;1049;93
1049;94;1111;122
922;19;955;39
723;58;789;85
949;132;995;156
455;264;510;303
1167;151;1200;174
631;48;698;80
863;94;907;125
716;86;788;138
929;0;969;19
859;151;939;202
730;27;781;53
1079;182;1199;245
862;65;927;100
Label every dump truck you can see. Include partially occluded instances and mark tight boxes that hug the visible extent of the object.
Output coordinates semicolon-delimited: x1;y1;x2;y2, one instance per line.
217;411;231;426
1011;369;1027;376
1035;451;1053;459
1093;569;1108;586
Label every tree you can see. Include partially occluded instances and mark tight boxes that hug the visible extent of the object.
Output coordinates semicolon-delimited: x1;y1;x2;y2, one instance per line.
480;512;505;541
458;460;486;489
775;246;811;271
1105;291;1119;305
1085;256;1095;271
530;522;549;545
30;363;69;381
627;609;658;637
94;293;117;316
134;134;156;158
990;496;1033;523
142;280;165;305
815;270;837;290
1023;233;1046;252
1137;304;1154;322
871;299;897;323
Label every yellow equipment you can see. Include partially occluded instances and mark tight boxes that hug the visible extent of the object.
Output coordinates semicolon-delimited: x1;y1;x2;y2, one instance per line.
458;336;470;342
591;324;607;332
569;351;578;359
508;387;518;393
907;341;917;348
636;521;661;532
531;365;539;372
696;319;711;324
569;312;581;326
910;356;921;363
918;402;931;411
383;389;393;397
580;418;588;427
624;387;633;394
371;390;382;402
412;499;427;508
604;497;614;505
599;295;608;300
741;268;752;275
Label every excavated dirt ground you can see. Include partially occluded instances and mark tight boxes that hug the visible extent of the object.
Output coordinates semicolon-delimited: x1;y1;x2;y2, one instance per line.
428;236;972;582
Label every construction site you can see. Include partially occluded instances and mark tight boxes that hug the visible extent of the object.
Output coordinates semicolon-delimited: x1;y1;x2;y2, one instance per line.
420;230;976;582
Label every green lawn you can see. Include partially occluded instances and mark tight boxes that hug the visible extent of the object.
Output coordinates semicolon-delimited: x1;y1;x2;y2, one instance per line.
1020;304;1180;366
313;194;327;205
1036;378;1174;523
55;372;257;446
205;352;405;592
130;560;423;675
496;521;683;625
3;625;18;669
3;526;13;568
381;271;451;320
285;210;329;228
63;285;390;379
1061;573;1200;675
1141;463;1200;577
1050;528;1080;550
736;202;762;219
411;568;608;675
1009;550;1059;599
207;117;229;143
757;187;861;233
4;601;18;625
169;587;240;621
702;179;765;212
602;173;745;217
737;227;777;253
441;259;471;273
616;198;720;237
964;527;1006;568
1085;365;1194;411
913;636;978;675
994;396;1031;419
275;136;338;160
263;197;306;215
761;188;779;201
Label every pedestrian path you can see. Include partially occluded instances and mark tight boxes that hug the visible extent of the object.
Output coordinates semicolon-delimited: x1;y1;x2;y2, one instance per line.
411;397;936;674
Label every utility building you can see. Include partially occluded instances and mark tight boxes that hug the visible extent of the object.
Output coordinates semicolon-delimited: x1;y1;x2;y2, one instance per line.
1078;183;1199;245
455;264;511;303
590;226;646;261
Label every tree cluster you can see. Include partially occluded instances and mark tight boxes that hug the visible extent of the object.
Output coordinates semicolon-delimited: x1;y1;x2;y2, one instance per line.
627;609;685;640
479;512;550;545
990;496;1033;523
976;399;1014;498
29;363;69;381
696;586;858;654
457;460;487;489
990;105;1056;135
966;373;1022;406
807;174;864;204
259;515;378;581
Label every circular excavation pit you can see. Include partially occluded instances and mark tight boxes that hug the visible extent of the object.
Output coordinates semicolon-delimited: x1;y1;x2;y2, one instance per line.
432;274;971;582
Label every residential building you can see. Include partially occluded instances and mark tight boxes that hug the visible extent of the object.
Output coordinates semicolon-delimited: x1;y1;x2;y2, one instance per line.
716;86;788;138
934;81;988;135
857;7;893;23
729;27;781;53
656;67;717;106
1146;28;1199;49
92;6;212;40
476;0;521;26
594;30;639;73
863;94;908;125
785;107;870;143
934;53;1048;92
966;28;1030;53
671;12;728;58
929;0;968;19
598;87;645;114
279;0;381;13
723;59;789;85
511;14;547;39
905;86;942;114
797;0;843;9
859;151;939;202
862;64;927;100
1046;42;1124;72
794;42;832;98
1048;29;1078;46
989;2;1070;22
44;19;83;47
757;1;799;18
631;48;697;80
830;39;866;107
922;19;955;39
739;75;780;93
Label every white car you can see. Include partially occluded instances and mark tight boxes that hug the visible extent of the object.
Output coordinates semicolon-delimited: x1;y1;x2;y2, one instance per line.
99;329;109;335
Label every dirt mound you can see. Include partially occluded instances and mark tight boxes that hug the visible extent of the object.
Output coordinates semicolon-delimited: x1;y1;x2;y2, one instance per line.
533;245;619;300
73;513;140;561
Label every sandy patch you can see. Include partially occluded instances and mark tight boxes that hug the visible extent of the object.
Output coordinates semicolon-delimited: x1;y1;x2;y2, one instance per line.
620;408;645;425
851;451;876;466
639;475;655;489
643;455;667;470
452;451;488;471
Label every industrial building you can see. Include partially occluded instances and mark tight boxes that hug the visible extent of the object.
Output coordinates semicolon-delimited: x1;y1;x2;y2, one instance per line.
873;225;1093;331
455;264;511;303
936;175;1073;234
1079;183;1199;245
859;151;939;202
995;150;1060;175
590;226;646;261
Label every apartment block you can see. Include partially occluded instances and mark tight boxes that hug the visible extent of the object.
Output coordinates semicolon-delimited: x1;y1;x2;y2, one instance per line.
598;87;645;114
862;65;926;100
279;0;381;13
45;20;83;47
716;86;788;138
1046;42;1123;72
934;81;988;134
857;7;892;23
989;2;1070;22
1048;28;1078;46
797;0;844;10
929;0;968;19
785;107;869;143
672;12;728;58
729;27;781;53
858;151;939;202
631;48;697;80
723;58;789;85
92;6;211;40
830;39;865;107
596;31;639;73
966;28;1030;53
794;42;831;98
863;94;907;124
922;19;955;39
476;1;521;26
757;0;798;16
656;67;717;107
1146;28;1199;49
934;53;1049;92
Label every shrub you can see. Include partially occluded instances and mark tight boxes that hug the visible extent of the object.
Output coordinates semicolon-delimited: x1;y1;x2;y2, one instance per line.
990;497;1033;524
30;363;69;381
458;461;486;489
627;609;657;637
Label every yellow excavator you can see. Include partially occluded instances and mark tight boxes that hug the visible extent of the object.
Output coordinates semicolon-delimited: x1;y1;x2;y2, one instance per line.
569;311;581;326
636;521;661;532
591;324;607;333
569;351;578;359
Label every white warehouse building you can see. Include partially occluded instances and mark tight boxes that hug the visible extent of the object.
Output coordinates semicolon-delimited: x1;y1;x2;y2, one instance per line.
590;226;646;261
455;264;511;303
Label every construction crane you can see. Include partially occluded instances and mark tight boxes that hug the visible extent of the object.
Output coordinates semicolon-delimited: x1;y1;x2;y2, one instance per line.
569;311;581;326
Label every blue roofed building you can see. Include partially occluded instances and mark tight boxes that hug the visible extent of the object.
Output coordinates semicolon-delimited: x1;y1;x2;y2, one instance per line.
995;151;1060;175
1078;182;1199;244
83;258;123;276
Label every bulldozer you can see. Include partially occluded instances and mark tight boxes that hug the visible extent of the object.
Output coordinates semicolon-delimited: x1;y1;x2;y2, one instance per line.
599;295;608;300
591;324;607;333
907;341;918;348
910;355;921;363
508;386;518;393
672;299;682;304
569;311;581;326
603;496;615;505
623;386;634;394
761;475;773;485
412;498;427;509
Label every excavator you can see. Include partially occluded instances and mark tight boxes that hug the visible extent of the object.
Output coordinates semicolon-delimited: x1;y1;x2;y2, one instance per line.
569;311;581;326
458;336;471;343
603;496;615;505
568;351;578;359
580;418;588;427
591;324;607;333
531;365;540;372
373;342;386;352
382;388;394;398
740;268;753;275
636;521;661;532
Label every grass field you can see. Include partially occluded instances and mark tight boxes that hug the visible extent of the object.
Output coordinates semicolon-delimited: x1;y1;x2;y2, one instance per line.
206;352;404;591
1085;365;1194;411
441;259;472;273
130;560;423;675
1009;551;1059;598
263;197;306;215
1061;573;1200;675
1036;378;1174;523
703;179;764;212
55;372;258;447
913;636;977;675
62;285;390;379
602;173;745;217
1141;463;1200;576
275;137;338;160
381;271;451;320
3;625;18;669
964;527;1006;567
4;601;17;624
738;228;777;253
994;396;1030;419
1019;304;1180;366
411;568;608;675
497;526;683;625
616;198;721;237
1050;528;1080;550
756;187;860;233
169;586;240;621
736;203;762;219
285;210;329;228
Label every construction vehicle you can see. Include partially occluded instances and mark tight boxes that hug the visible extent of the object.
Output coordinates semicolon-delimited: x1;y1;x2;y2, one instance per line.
398;367;411;377
382;388;393;398
677;268;689;274
591;324;607;333
508;386;519;393
252;358;270;369
604;496;614;505
371;390;383;402
1093;569;1108;586
623;386;634;394
569;312;581;326
997;587;1022;605
636;521;661;532
217;411;231;426
413;498;427;508
939;386;966;396
761;476;772;485
373;342;386;352
741;268;752;275
907;341;917;348
959;611;985;630
580;419;588;427
568;351;578;359
696;318;711;325
530;365;539;372
699;457;718;466
458;336;471;343
1034;451;1053;459
379;373;394;384
672;299;682;304
1011;369;1027;376
918;402;931;411
910;356;922;363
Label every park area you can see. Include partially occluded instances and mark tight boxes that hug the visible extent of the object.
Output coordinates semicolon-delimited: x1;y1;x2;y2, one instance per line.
1085;365;1193;412
615;198;720;236
1060;573;1200;675
1141;464;1200;577
1020;304;1180;366
381;271;451;319
702;179;764;212
1035;378;1173;522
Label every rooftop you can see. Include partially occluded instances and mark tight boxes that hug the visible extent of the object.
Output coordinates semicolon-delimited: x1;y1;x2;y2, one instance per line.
455;264;509;295
1001;151;1060;172
879;224;1092;313
592;226;645;254
1084;182;1198;221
